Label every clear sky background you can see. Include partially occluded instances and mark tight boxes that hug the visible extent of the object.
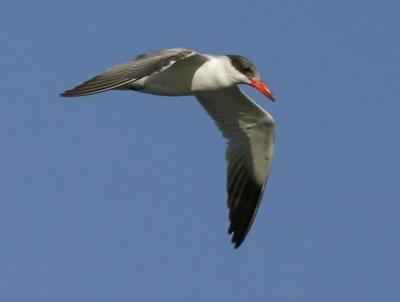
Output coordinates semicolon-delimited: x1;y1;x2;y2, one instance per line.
1;0;399;301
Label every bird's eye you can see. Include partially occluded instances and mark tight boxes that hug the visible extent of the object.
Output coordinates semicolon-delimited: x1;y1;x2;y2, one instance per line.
242;67;251;73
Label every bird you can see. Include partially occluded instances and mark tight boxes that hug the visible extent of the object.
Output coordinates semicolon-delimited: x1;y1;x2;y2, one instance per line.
61;48;276;248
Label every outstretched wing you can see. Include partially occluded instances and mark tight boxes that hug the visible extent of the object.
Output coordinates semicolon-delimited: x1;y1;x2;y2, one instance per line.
196;86;275;248
61;48;196;97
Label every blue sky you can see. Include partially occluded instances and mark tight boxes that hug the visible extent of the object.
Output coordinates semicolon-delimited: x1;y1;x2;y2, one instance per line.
1;0;399;301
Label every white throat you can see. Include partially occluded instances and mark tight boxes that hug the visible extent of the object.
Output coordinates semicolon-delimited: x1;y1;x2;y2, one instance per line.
191;55;244;92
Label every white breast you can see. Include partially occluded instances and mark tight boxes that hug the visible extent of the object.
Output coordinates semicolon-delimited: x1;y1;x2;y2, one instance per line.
191;56;236;92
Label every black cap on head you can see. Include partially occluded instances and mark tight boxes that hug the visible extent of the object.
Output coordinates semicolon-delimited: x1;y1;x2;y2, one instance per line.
227;55;259;79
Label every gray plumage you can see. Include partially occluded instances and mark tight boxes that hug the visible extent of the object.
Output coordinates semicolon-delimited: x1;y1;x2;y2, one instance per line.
61;48;196;96
61;48;275;249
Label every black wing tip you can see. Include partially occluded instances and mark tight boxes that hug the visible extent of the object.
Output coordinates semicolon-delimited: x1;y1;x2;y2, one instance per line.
232;238;244;249
227;180;265;249
59;90;75;97
228;225;247;249
59;87;102;97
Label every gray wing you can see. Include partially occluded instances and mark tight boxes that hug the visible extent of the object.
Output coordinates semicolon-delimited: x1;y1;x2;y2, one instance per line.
61;48;196;97
196;86;275;248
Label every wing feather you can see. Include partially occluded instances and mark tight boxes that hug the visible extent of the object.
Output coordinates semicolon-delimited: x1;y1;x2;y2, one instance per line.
196;86;275;248
60;48;196;97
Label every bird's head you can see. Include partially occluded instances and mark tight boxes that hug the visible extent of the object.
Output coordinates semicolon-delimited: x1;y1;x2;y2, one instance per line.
227;55;275;102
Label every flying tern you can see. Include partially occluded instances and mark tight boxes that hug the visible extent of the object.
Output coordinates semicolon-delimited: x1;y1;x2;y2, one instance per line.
61;48;276;248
